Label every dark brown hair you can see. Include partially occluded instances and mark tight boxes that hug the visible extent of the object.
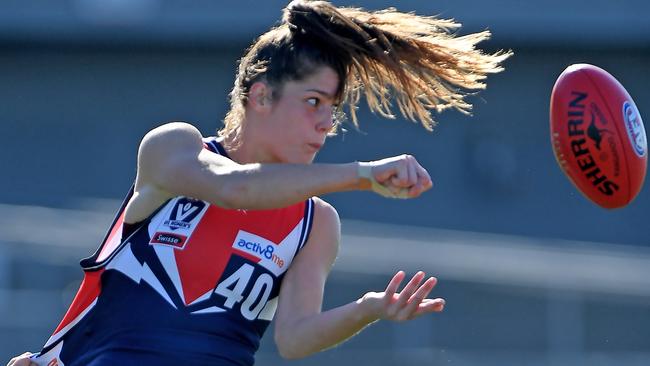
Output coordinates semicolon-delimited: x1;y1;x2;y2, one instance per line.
220;0;511;140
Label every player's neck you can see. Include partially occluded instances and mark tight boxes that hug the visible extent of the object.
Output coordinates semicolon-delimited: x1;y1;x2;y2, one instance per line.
223;125;279;165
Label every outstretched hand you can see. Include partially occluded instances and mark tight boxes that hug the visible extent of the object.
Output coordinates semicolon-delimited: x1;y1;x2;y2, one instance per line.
359;271;445;322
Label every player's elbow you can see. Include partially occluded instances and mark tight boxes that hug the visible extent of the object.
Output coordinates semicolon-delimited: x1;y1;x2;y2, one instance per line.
276;346;304;360
214;175;252;209
168;163;245;210
274;330;310;360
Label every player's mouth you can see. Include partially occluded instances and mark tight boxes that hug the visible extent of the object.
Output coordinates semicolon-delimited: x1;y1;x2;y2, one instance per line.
307;143;322;152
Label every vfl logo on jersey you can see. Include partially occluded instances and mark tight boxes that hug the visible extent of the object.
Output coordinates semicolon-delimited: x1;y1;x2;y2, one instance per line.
165;198;206;230
150;197;208;250
232;230;289;276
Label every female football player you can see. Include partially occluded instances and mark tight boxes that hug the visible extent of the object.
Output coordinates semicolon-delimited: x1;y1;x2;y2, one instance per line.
8;1;509;365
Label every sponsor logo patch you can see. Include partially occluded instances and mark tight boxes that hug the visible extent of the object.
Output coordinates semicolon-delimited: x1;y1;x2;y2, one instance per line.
231;230;288;275
150;232;187;249
150;197;208;249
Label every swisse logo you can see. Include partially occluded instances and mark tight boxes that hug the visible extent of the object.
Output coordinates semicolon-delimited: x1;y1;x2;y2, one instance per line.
623;101;647;157
566;91;619;196
151;232;187;249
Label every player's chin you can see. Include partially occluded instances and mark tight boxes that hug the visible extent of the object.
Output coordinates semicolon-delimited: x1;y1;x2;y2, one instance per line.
281;151;315;164
291;157;316;165
299;152;318;164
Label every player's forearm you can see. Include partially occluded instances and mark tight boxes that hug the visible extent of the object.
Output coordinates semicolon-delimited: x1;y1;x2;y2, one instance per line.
275;299;378;359
193;161;365;210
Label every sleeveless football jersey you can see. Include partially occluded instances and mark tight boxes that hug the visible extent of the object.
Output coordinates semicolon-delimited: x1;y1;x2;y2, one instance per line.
33;137;315;366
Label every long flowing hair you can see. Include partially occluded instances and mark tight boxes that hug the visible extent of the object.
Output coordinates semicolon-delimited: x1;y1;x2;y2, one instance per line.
220;0;512;141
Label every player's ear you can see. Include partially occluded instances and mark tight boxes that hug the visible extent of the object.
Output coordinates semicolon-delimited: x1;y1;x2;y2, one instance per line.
248;81;272;113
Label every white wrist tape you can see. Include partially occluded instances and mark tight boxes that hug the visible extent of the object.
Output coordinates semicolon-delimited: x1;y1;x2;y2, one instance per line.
358;163;410;199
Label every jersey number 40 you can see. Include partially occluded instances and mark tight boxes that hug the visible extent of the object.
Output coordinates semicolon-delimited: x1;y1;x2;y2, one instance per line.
214;263;274;320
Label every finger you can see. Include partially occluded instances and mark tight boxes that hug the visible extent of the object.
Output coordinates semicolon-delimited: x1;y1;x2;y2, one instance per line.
407;163;432;197
384;178;407;197
373;157;401;183
389;173;407;189
415;161;432;189
391;157;411;187
394;156;413;188
414;298;446;316
397;277;437;319
384;271;406;299
392;271;425;310
406;155;418;187
407;277;437;304
407;179;425;197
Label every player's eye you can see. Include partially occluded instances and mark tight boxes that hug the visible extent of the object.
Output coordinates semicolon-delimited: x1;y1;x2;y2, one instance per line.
306;97;320;107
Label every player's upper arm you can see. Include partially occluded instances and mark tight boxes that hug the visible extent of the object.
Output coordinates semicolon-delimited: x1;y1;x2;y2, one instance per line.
135;122;239;208
274;197;340;342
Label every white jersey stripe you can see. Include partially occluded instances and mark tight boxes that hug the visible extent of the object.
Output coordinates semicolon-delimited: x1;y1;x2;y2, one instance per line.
43;299;98;349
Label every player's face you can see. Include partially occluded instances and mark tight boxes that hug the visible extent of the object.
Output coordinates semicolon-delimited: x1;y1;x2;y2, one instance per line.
263;66;339;164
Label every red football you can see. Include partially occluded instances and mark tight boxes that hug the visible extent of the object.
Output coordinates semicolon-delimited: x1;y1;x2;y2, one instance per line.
550;64;647;209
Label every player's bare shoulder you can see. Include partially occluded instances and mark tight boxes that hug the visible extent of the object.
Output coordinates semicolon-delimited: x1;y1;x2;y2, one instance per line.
308;197;341;250
281;197;340;290
312;197;340;227
137;122;204;175
127;122;205;223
